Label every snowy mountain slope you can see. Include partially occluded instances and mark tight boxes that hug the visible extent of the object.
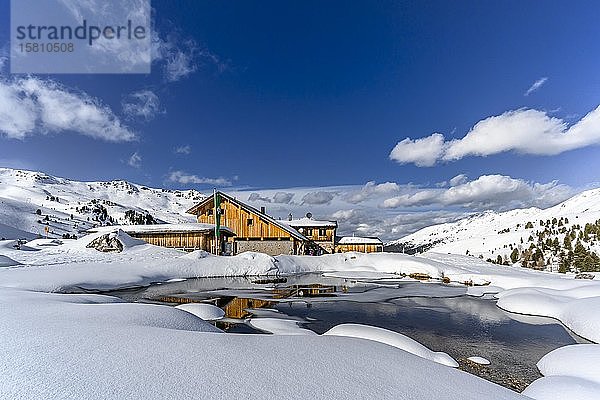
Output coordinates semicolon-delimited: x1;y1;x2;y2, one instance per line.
388;188;600;271
0;168;205;239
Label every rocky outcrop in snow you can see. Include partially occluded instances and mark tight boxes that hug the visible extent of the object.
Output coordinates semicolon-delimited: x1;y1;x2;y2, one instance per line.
86;233;125;252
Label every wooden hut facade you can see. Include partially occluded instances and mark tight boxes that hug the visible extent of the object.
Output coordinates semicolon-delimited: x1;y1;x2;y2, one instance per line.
335;236;384;253
186;191;311;256
91;223;235;253
280;217;337;254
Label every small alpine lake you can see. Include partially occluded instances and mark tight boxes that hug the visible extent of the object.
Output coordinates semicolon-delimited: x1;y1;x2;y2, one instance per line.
104;272;589;392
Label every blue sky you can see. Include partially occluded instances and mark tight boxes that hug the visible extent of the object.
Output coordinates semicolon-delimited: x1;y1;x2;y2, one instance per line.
1;1;600;239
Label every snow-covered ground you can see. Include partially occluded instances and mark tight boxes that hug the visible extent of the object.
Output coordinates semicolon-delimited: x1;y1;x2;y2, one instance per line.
0;285;528;400
523;344;600;400
249;317;318;335
324;324;459;367
1;229;600;398
175;302;225;320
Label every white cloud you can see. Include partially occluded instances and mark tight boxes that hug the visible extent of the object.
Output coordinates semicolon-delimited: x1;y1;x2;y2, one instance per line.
248;193;272;203
168;170;231;187
389;133;445;167
385;211;469;238
245;191;296;204
441;175;539;207
55;1;224;78
57;0;151;72
122;90;163;121
449;174;468;187
390;105;600;166
525;77;548;96
164;47;197;82
382;174;573;210
443;109;565;160
153;34;227;82
174;145;192;155
0;81;36;137
382;191;439;208
329;208;468;239
331;209;358;221
0;77;136;142
127;152;142;168
301;191;336;205
345;181;400;204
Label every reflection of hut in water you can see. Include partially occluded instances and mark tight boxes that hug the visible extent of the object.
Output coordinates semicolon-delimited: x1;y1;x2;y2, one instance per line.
273;284;337;298
217;297;275;319
153;295;275;320
152;283;338;330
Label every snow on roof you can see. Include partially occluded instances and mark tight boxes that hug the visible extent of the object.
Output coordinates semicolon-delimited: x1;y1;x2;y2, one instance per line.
88;223;234;235
337;236;383;245
279;217;337;228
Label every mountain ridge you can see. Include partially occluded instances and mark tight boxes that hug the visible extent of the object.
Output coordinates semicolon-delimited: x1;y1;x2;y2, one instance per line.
0;168;205;239
388;187;600;272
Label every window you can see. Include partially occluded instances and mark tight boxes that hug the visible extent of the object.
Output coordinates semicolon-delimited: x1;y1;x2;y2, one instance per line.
306;228;313;236
207;209;213;216
247;218;254;226
319;228;327;236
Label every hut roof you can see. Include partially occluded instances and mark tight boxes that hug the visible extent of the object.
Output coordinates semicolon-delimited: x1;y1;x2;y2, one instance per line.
280;217;337;228
87;223;235;236
337;236;383;245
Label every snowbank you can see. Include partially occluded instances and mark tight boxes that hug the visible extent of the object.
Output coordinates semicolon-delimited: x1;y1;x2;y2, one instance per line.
175;303;225;321
324;323;459;367
524;376;600;400
497;292;600;399
249;317;317;335
0;255;20;267
537;345;600;383
0;287;523;400
467;356;490;365
322;271;400;280
0;222;37;240
496;287;600;342
523;345;600;400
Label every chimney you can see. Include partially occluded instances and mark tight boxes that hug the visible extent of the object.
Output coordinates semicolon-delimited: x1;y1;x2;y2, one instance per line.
260;206;266;214
288;213;293;221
